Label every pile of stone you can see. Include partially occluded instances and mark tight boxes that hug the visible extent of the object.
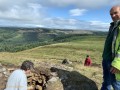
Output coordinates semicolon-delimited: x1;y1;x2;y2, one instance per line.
27;65;64;90
0;63;10;90
27;67;50;90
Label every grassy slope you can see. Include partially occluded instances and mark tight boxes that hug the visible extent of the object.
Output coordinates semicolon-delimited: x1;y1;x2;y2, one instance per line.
0;35;105;89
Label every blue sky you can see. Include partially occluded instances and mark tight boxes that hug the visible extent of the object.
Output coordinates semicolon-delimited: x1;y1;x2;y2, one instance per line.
0;0;120;31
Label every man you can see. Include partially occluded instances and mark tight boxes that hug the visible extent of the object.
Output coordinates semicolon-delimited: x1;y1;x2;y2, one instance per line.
4;60;34;90
101;5;120;90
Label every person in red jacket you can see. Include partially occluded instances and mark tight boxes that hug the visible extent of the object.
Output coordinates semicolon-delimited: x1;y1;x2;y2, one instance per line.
84;55;92;66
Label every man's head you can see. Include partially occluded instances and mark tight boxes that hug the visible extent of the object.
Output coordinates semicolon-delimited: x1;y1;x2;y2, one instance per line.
20;60;34;74
110;5;120;22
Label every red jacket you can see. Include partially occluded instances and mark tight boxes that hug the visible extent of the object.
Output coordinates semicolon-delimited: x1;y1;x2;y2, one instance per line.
84;57;92;66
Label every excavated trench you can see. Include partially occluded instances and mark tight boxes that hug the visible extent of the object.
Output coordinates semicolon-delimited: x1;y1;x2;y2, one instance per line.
0;62;99;90
0;65;51;90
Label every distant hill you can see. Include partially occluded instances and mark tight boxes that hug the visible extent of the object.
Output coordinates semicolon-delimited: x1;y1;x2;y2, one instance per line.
0;27;107;52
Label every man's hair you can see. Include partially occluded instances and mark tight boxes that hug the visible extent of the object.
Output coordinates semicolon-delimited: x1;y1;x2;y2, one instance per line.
86;55;89;57
110;5;120;12
20;60;34;71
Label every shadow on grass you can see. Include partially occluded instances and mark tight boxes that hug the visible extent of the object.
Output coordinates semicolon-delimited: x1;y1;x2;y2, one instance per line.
50;67;98;90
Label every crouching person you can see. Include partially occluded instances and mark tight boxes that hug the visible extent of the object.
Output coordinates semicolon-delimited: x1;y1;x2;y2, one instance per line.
84;55;92;66
4;60;34;90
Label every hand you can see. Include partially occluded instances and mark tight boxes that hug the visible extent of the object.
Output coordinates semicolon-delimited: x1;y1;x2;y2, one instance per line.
110;66;120;74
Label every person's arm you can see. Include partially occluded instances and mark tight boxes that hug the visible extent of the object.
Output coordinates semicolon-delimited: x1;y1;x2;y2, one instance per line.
84;59;87;66
111;51;120;73
110;66;120;73
111;26;120;72
19;78;27;90
111;31;120;80
89;58;92;65
19;75;27;90
111;52;120;73
111;42;120;72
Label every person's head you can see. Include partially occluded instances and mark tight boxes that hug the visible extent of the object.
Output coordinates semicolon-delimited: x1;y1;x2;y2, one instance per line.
86;55;89;57
110;5;120;22
20;60;34;74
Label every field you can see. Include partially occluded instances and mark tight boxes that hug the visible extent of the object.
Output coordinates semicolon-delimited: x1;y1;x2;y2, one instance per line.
0;35;105;89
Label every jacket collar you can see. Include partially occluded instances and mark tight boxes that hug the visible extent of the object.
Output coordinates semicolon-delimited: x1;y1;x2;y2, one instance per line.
110;20;120;27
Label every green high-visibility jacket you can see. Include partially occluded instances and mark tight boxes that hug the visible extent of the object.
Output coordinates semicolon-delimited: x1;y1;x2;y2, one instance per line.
112;25;120;81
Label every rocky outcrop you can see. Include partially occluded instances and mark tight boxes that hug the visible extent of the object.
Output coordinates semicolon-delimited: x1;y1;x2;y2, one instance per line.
0;63;10;90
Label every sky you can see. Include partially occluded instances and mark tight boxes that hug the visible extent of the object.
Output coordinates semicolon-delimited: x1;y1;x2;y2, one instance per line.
0;0;120;31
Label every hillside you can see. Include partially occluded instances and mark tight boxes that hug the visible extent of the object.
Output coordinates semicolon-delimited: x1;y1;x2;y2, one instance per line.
0;27;107;52
0;35;105;89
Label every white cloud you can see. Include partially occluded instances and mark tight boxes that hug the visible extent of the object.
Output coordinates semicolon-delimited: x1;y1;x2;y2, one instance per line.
0;1;45;24
0;0;117;31
40;17;109;31
69;9;87;16
112;0;120;6
40;0;111;8
89;21;109;30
